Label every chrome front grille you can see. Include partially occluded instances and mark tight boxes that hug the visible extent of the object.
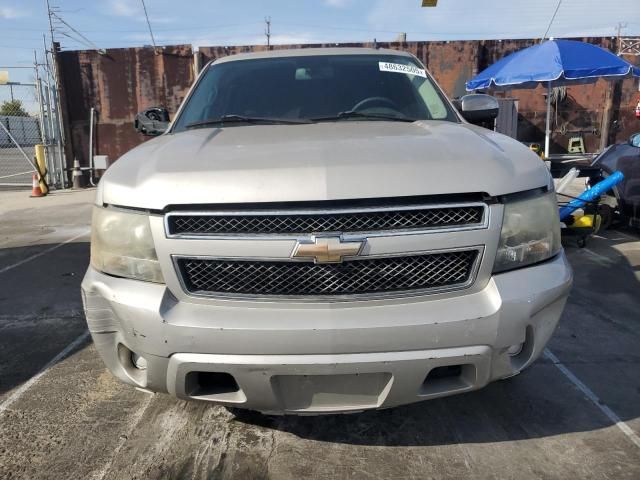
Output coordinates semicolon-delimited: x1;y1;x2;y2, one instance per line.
176;250;480;298
167;204;485;236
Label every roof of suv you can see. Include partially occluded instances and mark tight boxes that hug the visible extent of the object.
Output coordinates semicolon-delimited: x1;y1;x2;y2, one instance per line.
212;47;415;64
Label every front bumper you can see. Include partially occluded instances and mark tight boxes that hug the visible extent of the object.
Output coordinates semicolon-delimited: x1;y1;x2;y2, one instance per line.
81;252;572;414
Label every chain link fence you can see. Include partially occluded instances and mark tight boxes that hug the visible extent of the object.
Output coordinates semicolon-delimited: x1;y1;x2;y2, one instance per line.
0;82;40;187
0;64;67;190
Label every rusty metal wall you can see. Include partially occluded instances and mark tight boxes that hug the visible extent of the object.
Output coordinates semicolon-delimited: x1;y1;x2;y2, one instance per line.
58;45;194;168
59;39;640;165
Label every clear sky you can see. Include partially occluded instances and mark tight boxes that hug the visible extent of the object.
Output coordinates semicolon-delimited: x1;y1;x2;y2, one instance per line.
2;0;639;83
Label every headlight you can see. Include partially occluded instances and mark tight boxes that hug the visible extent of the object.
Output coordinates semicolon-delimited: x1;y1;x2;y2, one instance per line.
493;191;561;273
90;207;165;283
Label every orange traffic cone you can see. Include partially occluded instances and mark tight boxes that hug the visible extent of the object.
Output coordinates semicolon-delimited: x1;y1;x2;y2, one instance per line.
30;173;44;198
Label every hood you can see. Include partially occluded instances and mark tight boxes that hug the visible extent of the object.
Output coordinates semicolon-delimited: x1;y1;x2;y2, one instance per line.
99;121;549;210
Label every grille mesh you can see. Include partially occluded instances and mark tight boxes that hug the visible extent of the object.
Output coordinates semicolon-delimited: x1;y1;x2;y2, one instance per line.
178;250;478;297
168;206;484;235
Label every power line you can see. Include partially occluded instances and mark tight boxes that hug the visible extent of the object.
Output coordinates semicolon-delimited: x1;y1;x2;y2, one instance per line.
0;22;263;34
542;0;563;41
140;0;157;52
50;11;105;54
0;45;46;50
59;31;97;51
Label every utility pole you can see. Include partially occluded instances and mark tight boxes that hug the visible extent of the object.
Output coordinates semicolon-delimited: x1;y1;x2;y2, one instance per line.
44;0;68;187
265;16;271;48
34;49;51;181
615;22;628;55
45;0;56;52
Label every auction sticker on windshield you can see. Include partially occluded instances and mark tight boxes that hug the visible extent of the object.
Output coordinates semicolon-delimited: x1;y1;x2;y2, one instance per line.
379;62;427;78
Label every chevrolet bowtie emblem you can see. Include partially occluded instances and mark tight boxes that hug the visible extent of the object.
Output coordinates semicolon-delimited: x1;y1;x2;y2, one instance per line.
292;236;365;263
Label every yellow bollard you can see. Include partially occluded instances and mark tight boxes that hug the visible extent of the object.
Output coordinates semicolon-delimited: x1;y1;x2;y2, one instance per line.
34;144;49;195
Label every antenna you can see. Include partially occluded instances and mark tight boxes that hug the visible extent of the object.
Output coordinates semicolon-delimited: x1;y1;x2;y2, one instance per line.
45;0;56;46
265;16;271;48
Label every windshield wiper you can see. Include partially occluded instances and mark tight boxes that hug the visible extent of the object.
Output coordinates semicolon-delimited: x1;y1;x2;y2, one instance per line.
185;114;311;129
310;111;418;122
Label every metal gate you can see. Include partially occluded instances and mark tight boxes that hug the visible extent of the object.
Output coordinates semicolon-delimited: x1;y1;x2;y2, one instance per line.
0;82;40;187
0;67;66;189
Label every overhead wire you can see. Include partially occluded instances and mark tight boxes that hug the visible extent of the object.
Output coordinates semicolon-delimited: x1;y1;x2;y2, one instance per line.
50;11;105;53
4;1;638;53
140;0;157;51
0;22;261;34
59;31;96;50
542;0;563;41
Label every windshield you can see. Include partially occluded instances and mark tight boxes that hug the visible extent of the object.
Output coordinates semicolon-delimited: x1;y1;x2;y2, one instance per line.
172;54;458;132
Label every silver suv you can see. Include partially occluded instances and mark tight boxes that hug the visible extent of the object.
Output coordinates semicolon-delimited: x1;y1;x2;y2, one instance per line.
82;48;572;414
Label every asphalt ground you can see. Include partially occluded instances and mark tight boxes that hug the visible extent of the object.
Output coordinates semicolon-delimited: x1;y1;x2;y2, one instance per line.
0;188;639;480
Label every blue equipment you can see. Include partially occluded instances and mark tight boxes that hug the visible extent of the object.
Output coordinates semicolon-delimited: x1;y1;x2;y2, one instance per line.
466;40;640;91
466;39;640;157
559;171;624;221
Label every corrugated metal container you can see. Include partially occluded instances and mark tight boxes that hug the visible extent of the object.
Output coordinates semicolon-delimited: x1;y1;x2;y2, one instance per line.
58;38;639;166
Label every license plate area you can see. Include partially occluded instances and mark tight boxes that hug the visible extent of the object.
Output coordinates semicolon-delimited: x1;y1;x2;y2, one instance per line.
271;373;393;412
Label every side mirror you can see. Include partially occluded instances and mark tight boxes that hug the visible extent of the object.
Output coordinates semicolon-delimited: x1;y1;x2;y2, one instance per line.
458;94;499;125
134;107;170;136
629;133;640;148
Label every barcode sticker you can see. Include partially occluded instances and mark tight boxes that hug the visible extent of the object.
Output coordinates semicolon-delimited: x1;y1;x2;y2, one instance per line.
378;62;426;78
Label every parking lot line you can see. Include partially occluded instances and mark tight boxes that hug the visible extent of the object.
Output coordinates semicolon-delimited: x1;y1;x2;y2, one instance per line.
582;247;617;265
604;230;638;242
0;230;90;275
0;330;90;415
89;393;154;480
544;348;640;449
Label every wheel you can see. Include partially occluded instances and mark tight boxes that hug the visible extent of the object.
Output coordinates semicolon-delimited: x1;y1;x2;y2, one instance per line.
577;237;587;248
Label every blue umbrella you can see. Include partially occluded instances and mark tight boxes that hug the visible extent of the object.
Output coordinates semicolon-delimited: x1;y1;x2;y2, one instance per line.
466;39;640;155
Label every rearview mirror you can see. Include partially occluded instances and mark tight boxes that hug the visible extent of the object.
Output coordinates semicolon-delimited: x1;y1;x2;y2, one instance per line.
458;94;499;125
629;133;640;148
134;107;170;136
